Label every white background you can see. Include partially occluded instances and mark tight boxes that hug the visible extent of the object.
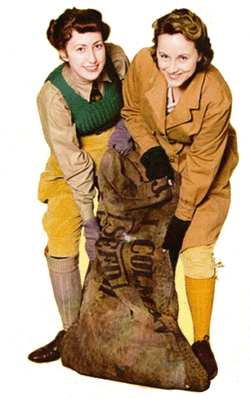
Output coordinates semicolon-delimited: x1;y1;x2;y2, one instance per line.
1;0;249;396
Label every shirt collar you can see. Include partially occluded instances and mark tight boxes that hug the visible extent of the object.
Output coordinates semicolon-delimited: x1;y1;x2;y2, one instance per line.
62;63;112;101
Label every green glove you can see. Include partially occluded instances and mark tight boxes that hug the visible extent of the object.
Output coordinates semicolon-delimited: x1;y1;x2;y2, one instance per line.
140;146;174;181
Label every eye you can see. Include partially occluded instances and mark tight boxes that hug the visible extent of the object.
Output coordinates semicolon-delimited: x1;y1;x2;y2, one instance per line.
95;43;103;50
159;53;169;60
180;55;188;61
77;46;85;52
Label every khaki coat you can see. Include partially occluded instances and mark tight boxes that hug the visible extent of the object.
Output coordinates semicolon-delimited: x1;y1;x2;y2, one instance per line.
122;48;239;251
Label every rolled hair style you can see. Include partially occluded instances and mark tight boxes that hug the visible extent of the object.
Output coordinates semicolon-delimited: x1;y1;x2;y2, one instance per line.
151;8;214;71
47;8;111;50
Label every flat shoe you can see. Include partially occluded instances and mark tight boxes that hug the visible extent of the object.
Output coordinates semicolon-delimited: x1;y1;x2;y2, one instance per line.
192;335;218;380
28;330;65;363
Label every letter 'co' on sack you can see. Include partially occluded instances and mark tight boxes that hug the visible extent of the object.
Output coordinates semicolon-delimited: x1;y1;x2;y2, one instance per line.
61;149;210;392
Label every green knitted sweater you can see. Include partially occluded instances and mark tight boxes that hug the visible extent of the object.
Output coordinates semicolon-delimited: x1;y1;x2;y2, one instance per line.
46;64;123;135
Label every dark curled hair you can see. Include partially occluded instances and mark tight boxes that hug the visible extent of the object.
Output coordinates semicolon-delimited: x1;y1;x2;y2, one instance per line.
151;8;214;71
47;8;110;50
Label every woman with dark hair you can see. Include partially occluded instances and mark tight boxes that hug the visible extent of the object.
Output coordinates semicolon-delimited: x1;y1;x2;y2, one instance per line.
28;7;130;363
122;8;238;380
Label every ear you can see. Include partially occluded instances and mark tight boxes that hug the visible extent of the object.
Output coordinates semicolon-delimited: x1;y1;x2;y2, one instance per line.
59;49;69;63
198;53;202;62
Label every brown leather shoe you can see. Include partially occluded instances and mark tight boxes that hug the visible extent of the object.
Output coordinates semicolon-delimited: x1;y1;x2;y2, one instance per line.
192;335;218;380
28;331;65;363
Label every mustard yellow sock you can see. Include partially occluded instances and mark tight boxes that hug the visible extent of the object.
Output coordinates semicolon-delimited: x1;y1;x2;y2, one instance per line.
185;276;216;342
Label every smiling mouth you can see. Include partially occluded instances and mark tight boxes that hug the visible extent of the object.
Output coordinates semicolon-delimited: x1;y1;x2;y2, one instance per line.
85;65;99;72
168;73;182;80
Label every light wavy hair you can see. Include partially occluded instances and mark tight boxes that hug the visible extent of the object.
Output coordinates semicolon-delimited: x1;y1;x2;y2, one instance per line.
151;8;214;71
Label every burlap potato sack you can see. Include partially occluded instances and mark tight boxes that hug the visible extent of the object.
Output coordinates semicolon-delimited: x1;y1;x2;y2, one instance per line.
61;149;209;392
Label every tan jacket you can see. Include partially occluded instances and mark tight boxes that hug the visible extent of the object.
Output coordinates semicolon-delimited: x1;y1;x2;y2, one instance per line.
122;47;239;250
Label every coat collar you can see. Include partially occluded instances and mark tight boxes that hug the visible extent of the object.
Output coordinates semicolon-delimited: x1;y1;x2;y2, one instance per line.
144;54;206;132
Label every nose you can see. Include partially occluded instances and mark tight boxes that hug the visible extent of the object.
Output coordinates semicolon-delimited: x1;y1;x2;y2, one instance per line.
167;59;179;73
86;48;97;63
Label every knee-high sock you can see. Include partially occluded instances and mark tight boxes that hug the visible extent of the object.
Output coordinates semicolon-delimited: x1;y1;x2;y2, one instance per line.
185;276;216;342
47;254;82;331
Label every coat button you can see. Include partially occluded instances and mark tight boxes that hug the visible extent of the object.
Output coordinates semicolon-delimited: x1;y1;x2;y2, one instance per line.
169;157;176;163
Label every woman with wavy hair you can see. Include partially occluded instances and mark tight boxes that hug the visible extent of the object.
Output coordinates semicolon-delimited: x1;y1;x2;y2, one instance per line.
122;8;238;380
28;7;130;364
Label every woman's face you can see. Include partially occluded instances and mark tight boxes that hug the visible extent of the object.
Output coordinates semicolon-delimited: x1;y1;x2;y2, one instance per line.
156;33;201;88
59;30;106;82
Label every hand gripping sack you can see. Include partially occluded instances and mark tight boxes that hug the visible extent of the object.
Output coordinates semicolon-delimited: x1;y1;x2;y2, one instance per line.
61;149;210;392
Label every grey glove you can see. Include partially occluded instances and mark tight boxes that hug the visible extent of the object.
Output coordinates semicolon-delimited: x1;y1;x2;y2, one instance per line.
83;217;101;262
108;118;134;156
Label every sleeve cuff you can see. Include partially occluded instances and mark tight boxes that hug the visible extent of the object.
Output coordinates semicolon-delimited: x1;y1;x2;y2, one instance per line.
175;200;195;221
80;203;95;224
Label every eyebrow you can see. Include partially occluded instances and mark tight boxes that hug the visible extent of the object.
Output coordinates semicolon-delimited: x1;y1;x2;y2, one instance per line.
74;39;103;47
158;50;190;56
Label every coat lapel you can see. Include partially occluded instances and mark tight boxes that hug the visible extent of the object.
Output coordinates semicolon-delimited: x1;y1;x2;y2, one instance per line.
143;61;206;133
166;71;205;129
144;70;167;134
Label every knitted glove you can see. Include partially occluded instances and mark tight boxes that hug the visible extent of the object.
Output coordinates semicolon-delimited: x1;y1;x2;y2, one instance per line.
83;217;101;262
108;118;134;156
162;216;191;269
140;146;174;181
